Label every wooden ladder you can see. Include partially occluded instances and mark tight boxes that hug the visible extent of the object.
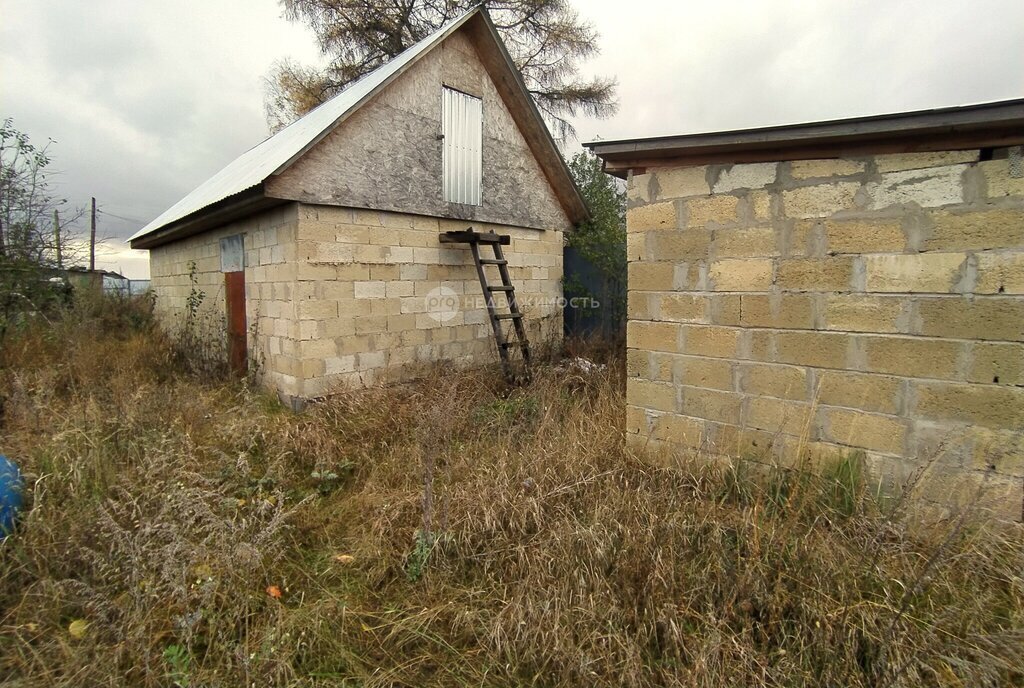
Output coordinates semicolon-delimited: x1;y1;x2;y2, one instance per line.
439;229;531;383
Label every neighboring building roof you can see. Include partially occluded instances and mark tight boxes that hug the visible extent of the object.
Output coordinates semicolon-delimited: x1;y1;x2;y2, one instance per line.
65;267;128;280
586;98;1024;177
131;7;586;249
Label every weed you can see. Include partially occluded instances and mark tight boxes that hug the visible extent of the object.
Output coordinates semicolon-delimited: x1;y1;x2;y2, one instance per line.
162;644;191;687
404;528;435;582
0;315;1021;687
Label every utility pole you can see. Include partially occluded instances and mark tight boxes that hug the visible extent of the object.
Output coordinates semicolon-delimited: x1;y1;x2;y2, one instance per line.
53;209;63;268
89;197;96;272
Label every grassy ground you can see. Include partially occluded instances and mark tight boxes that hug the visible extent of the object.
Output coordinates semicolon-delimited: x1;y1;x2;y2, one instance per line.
0;303;1022;687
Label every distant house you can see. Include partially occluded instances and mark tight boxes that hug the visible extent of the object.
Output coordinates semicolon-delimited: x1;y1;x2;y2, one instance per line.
587;99;1024;521
65;267;127;294
129;7;585;406
63;268;148;296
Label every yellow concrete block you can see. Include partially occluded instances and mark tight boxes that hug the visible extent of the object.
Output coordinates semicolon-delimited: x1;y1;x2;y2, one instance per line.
709;258;773;291
865;253;966;293
791;158;866;179
686;195;739;226
782;182;859;219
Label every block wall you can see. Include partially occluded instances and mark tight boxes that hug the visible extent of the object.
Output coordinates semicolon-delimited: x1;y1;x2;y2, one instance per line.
291;204;563;398
624;150;1024;521
149;204;302;399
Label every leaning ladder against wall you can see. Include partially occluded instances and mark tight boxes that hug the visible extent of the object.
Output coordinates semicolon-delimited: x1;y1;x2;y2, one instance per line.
440;229;531;383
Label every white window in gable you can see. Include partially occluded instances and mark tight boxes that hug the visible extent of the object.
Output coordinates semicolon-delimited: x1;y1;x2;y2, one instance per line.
442;87;482;205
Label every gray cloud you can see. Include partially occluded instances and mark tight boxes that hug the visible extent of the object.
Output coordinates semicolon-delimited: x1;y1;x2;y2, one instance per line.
3;0;1021;278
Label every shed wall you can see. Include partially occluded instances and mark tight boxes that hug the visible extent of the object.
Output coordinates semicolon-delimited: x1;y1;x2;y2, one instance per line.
624;149;1024;521
148;203;303;399
292;204;563;398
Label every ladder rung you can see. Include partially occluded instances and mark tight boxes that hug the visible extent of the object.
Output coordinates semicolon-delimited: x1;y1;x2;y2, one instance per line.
438;230;510;245
495;313;523;320
487;286;514;292
479;259;507;265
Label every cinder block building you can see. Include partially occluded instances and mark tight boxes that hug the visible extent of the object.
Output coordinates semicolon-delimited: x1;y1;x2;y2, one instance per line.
130;7;585;404
587;100;1024;520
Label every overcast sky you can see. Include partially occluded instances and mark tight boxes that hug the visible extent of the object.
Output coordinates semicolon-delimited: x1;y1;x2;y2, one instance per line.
3;0;1022;278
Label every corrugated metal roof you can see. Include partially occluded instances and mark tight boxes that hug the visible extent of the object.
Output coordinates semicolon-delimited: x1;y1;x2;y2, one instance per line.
130;8;480;242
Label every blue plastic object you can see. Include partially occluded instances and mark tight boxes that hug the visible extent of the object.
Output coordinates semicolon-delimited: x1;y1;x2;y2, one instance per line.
0;455;23;536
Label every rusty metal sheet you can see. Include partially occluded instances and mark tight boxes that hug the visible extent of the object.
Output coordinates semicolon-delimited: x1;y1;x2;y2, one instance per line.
224;270;247;375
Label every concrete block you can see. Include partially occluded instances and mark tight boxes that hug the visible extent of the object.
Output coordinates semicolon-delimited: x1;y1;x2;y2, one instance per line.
647;229;713;261
357;350;386;370
825;219;906;254
782;182;859;218
627;378;677;413
627;173;653;203
683;325;740;359
655;166;709;199
867;165;967;209
824;408;907;455
627;201;677;231
714;227;780;258
686;195;740;226
385;280;415;298
708;258;773;291
676;355;734;390
325;355;356;374
864;253;967;293
747;397;812;434
658;293;709;322
625;404;649;435
626;349;649;379
297;299;338;320
981;158;1024;198
681;386;742;424
354;315;387;335
975;251;1024;294
750;191;772;221
968;342;1024;386
875;151;979;173
825;294;905;333
739;294;815;330
969;426;1024;476
915;380;1024;430
790;158;866;179
816;370;901;414
741;362;807;400
924;208;1024;252
710;294;742;326
713;163;777;192
917;296;1024;341
629;261;676;291
627;321;682;352
775;331;850;369
354;280;387;299
863;336;961;379
628;292;653;320
776;257;854;291
652;413;706;445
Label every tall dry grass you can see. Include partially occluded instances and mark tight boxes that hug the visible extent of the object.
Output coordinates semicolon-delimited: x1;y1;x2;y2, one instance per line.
0;305;1021;687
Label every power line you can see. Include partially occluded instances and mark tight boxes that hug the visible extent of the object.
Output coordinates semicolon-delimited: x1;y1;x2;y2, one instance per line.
97;208;148;224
